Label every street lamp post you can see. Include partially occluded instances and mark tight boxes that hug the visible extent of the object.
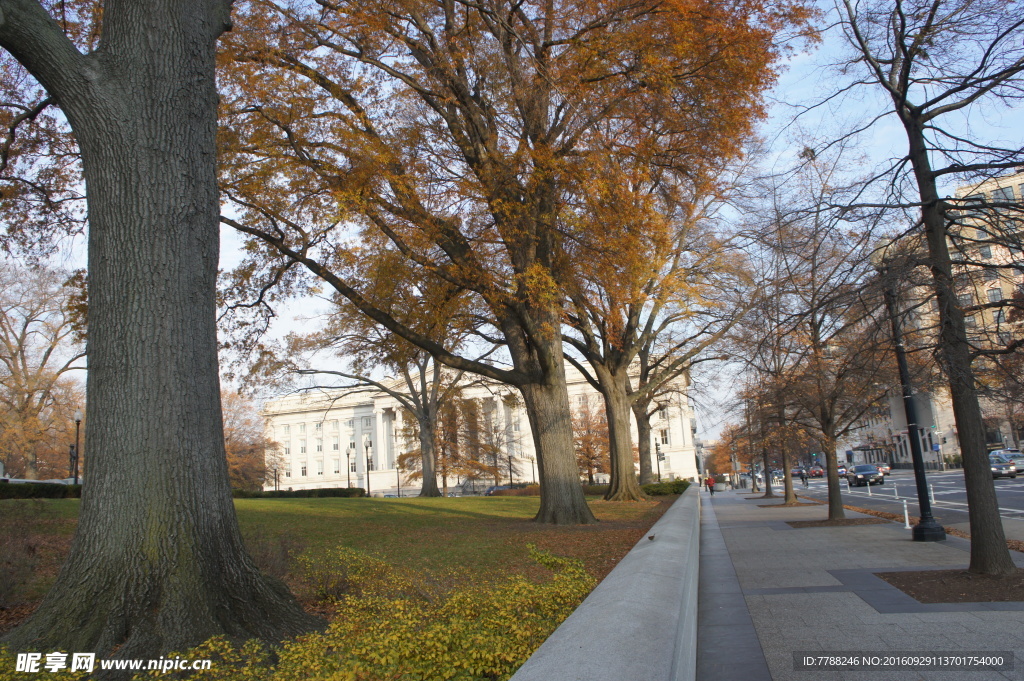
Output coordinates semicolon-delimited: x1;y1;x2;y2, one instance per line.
72;409;82;485
655;441;662;481
365;441;372;496
396;461;401;498
879;264;945;542
346;444;353;488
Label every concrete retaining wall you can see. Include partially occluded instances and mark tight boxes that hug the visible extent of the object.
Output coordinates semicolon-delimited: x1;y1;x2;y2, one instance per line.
510;486;701;681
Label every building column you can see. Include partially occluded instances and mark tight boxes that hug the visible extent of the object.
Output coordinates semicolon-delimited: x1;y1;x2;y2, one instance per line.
374;408;386;471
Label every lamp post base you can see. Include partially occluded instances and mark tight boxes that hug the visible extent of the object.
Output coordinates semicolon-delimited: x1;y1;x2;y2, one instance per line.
912;520;947;542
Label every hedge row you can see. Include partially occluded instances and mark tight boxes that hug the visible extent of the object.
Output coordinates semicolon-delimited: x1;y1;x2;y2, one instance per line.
492;481;690;498
641;479;690;495
232;487;366;499
0;482;81;499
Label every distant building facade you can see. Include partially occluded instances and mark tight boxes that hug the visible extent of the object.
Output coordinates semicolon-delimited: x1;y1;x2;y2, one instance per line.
840;171;1024;465
261;364;700;494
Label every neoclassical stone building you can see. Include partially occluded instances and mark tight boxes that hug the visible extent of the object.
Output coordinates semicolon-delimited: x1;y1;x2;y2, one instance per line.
262;364;700;494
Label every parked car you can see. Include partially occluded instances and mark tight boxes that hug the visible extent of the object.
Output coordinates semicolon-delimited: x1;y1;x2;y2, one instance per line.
992;449;1024;472
989;453;1018;479
847;463;884;486
484;485;511;495
837;464;848;476
791;466;806;477
875;463;891;476
808;465;824;478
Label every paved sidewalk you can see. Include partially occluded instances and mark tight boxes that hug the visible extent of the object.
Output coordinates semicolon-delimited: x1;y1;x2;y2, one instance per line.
697;487;1024;681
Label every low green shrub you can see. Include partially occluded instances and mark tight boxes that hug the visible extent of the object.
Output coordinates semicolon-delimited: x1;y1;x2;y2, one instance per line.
641;479;690;496
232;487;365;499
118;545;595;681
492;484;540;496
0;482;80;499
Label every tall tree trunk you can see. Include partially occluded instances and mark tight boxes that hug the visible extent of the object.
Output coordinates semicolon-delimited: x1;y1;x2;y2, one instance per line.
520;370;597;525
761;447;775;498
0;0;321;657
821;432;845;520
904;117;1014;575
417;415;441;497
599;367;644;501
633;400;655;484
779;404;796;504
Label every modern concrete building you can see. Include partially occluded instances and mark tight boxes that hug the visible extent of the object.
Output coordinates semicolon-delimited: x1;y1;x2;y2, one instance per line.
261;364;700;494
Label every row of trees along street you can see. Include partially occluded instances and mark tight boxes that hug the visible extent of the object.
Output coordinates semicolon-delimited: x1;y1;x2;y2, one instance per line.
0;0;1022;663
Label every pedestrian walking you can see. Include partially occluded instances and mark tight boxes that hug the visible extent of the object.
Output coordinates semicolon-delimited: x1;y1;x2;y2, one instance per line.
705;474;715;496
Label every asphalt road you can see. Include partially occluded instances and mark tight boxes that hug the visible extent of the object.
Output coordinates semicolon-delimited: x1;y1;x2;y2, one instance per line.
782;469;1024;534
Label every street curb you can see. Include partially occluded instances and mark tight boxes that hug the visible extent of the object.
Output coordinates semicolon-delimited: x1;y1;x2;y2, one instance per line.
510;486;701;681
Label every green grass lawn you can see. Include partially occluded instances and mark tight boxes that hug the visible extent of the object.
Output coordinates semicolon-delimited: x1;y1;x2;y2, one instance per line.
1;495;672;619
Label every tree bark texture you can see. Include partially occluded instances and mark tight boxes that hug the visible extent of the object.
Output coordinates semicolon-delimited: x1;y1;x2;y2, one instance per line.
520;364;597;525
779;404;796;504
905;119;1014;575
0;0;322;658
632;399;656;484
821;433;845;520
597;367;644;501
760;447;775;498
417;414;442;497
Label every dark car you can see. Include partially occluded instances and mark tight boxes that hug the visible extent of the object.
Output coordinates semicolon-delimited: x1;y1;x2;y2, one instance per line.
847;464;884;486
484;485;511;496
989;453;1018;479
992;449;1024;472
791;466;806;477
808;465;825;478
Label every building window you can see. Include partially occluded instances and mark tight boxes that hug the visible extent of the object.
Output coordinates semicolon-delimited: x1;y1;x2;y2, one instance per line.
332;436;340;451
300;464;307;477
346;419;354;428
350;459;356;472
316;460;324;475
333;459;341;474
282;425;290;436
315;421;322;432
965;315;977;328
660;429;669;445
658;407;667;421
993;186;1014;202
985;269;999;281
995;309;1007;324
980;245;993;259
512;419;520;432
363;416;372;428
285;468;291;478
331;420;339;431
299;423;306;434
284;446;290;456
958;293;973;308
987;288;1003;303
349;441;356;451
299;440;306;454
316;439;323;452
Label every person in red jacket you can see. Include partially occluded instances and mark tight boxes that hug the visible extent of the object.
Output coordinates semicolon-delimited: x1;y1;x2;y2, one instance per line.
705;474;715;496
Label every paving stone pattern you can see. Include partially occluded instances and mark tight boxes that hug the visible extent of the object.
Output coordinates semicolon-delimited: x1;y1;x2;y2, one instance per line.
698;489;1024;681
